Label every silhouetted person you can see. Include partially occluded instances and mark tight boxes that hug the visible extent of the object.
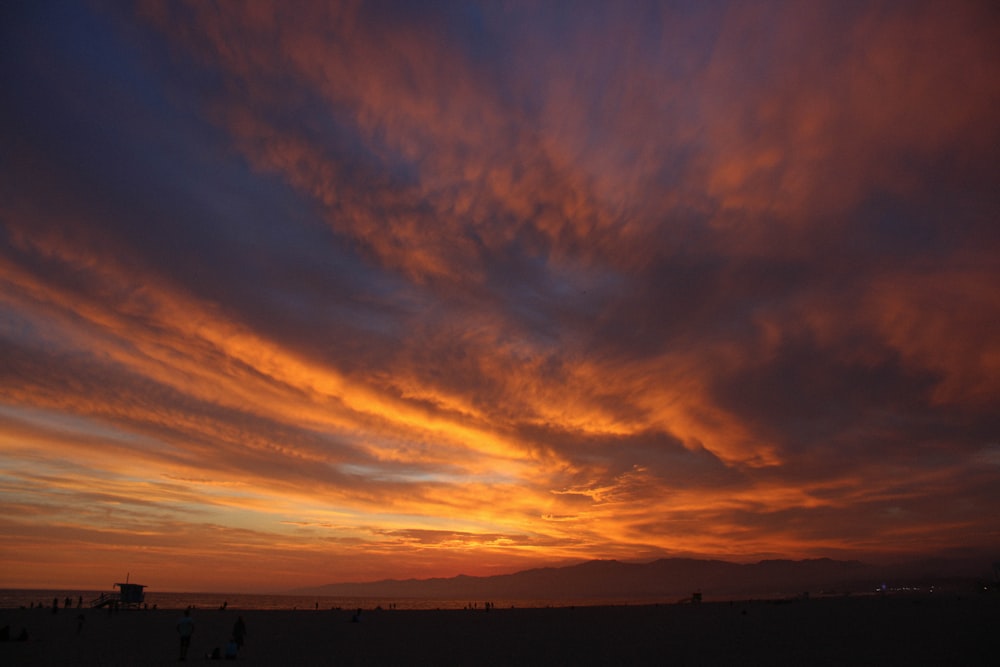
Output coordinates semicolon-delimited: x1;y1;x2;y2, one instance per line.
232;616;246;648
52;598;59;614
176;608;195;661
78;596;83;608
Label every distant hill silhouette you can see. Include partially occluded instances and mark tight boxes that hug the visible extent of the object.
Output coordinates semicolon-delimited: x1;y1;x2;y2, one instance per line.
293;557;913;601
294;556;992;601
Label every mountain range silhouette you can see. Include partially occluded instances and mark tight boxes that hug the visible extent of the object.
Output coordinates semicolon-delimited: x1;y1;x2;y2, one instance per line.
294;557;988;601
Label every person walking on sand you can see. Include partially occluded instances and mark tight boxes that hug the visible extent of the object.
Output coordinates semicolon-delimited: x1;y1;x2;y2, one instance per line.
176;608;195;661
232;615;246;649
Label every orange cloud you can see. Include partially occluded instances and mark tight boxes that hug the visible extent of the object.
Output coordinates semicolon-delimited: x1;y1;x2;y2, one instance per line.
2;0;998;591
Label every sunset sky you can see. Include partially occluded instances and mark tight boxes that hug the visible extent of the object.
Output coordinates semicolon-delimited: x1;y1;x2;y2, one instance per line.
2;0;999;593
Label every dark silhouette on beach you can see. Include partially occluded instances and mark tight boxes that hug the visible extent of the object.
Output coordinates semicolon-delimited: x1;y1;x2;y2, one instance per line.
176;608;195;661
233;615;246;648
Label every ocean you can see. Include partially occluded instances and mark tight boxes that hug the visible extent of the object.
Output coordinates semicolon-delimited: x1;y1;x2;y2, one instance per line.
0;589;592;611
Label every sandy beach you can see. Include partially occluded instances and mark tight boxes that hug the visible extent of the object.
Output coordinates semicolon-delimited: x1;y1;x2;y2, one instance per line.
2;594;997;665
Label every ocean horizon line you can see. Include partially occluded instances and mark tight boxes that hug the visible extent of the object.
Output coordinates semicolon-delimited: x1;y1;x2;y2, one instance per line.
0;588;692;612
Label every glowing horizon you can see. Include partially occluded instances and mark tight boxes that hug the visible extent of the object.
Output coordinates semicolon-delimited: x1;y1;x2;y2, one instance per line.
2;0;999;593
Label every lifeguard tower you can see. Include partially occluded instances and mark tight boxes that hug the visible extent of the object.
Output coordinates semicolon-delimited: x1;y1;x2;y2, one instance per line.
91;576;147;609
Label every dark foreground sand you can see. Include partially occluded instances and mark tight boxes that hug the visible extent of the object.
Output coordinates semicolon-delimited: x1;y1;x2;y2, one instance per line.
2;594;997;665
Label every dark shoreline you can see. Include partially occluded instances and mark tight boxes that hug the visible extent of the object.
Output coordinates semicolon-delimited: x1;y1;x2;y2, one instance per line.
3;593;998;665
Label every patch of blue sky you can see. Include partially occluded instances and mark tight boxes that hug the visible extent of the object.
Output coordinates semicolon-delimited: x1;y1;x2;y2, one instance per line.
0;403;163;452
0;304;81;352
337;462;516;486
500;256;624;346
368;511;517;536
545;257;624;303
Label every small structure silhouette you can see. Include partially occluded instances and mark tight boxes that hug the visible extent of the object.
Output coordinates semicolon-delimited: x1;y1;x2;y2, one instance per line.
91;576;147;609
